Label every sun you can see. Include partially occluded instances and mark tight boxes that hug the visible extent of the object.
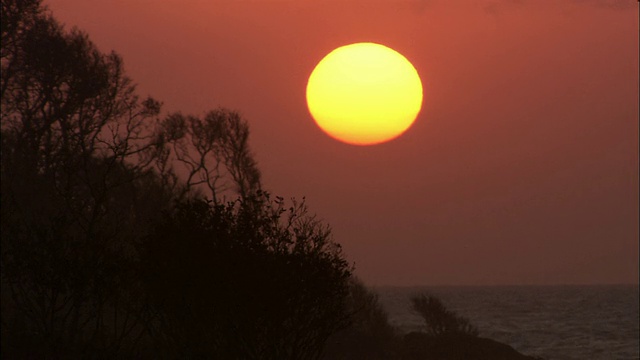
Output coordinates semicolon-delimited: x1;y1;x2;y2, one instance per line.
306;42;423;146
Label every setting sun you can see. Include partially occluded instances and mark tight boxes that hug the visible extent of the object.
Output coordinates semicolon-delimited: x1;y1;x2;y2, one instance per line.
306;42;423;145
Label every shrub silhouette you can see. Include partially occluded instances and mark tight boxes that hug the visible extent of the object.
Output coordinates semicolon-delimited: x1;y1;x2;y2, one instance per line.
411;294;479;337
322;278;399;360
140;194;352;359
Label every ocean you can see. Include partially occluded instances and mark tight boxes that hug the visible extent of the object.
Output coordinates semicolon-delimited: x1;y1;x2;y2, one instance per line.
376;285;639;360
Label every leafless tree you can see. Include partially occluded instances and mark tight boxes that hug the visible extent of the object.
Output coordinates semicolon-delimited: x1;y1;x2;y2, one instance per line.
156;108;261;203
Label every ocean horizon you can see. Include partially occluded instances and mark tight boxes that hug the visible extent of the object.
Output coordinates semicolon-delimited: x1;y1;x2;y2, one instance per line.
375;284;639;360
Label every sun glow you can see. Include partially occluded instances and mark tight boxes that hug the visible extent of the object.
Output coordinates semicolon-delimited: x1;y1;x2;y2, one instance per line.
306;43;423;145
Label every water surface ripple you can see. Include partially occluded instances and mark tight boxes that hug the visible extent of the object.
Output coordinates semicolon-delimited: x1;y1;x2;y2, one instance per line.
376;285;639;360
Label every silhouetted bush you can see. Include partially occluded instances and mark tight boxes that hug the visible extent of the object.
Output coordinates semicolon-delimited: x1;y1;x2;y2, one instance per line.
323;279;399;360
411;293;479;337
140;193;352;359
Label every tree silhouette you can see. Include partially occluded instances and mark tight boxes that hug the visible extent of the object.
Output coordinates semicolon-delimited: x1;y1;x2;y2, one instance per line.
2;1;352;358
0;0;169;355
156;109;262;202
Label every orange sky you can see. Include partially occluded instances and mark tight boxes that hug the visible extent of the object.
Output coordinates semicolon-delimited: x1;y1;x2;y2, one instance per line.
45;0;639;286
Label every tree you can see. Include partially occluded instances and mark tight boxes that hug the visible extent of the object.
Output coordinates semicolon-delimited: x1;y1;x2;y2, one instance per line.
1;1;349;358
140;193;352;359
1;0;168;356
156;109;261;202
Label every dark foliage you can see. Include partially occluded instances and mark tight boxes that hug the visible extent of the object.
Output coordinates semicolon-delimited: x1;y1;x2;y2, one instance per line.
323;279;399;360
140;194;352;359
1;1;350;356
1;0;166;356
411;294;479;337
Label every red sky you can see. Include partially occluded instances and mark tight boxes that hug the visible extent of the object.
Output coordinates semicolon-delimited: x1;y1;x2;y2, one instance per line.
45;0;638;286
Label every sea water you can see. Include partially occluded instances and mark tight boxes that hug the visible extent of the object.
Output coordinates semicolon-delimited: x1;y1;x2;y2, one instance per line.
376;285;639;360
